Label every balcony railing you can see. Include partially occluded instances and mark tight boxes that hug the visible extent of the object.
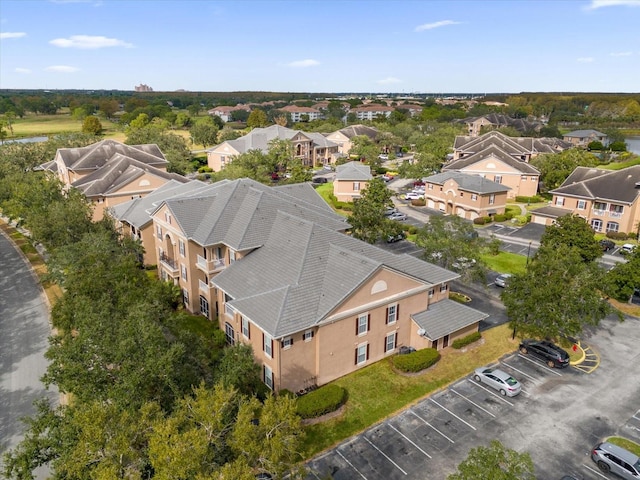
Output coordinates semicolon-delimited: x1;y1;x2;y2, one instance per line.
196;254;226;273
593;209;605;216
199;279;209;292
224;303;236;318
608;211;622;218
159;253;178;272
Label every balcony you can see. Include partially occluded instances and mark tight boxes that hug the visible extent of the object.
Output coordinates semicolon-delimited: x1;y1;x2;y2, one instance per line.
224;303;237;318
199;279;209;293
196;254;226;274
608;211;623;218
159;253;178;274
593;209;605;216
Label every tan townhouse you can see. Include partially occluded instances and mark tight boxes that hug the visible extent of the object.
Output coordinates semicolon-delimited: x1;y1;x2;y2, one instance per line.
325;125;379;157
333;161;373;202
458;113;543;137
207;104;252;123
38;139;185;221
562;129;608;148
422;171;510;220
530;165;640;235
206;125;338;171
277;105;322;123
112;178;488;393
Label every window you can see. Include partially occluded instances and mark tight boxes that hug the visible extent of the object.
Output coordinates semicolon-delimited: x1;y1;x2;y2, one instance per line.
577;200;586;210
241;316;250;339
164;212;172;224
156;225;162;239
428;288;434;298
229;249;237;264
220;156;226;166
471;194;478;201
440;284;448;293
489;194;495;205
386;304;398;325
521;175;527;181
215;246;223;261
606;222;619;233
594;201;607;212
281;336;293;349
353;182;360;191
591;219;602;232
200;296;209;318
609;204;623;215
263;333;273;358
224;323;235;345
179;239;185;257
428;184;433;190
385;332;397;353
263;365;273;390
180;264;187;281
555;197;565;206
356;313;370;335
531;176;536;181
494;175;502;184
182;288;189;307
303;329;314;342
355;343;369;365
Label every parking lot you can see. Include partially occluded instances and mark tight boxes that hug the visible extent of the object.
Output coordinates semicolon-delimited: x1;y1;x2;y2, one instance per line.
305;314;640;480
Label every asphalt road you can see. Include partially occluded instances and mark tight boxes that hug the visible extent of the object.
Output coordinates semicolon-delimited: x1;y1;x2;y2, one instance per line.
0;229;57;475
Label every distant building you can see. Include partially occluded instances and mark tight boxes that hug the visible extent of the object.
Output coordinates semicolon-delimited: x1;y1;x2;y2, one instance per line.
135;84;153;92
562;129;608;148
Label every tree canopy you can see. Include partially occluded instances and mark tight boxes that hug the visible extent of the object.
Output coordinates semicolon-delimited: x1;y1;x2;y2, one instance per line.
347;177;394;244
538;214;602;263
448;440;535;480
530;149;599;192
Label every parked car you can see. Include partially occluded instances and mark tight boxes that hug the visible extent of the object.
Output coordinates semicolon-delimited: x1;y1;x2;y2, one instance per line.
311;177;328;185
396;152;404;158
413;180;425;187
599;239;616;252
389;212;408;221
591;441;640;479
384;207;398;217
519;339;570;368
621;243;636;255
386;231;407;243
405;192;424;201
473;367;521;397
378;154;389;160
382;174;395;182
495;273;512;288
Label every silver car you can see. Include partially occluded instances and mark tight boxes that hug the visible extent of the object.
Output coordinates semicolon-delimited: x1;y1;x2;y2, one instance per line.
473;367;521;397
495;273;512;288
592;441;640;479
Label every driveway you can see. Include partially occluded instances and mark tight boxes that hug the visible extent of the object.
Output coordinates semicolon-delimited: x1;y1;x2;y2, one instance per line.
0;228;57;474
304;313;640;479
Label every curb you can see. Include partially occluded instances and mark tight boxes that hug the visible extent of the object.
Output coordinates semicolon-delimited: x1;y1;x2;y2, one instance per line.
569;341;586;366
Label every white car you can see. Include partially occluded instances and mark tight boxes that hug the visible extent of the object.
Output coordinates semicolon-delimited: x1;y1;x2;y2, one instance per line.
495;273;512;288
405;192;424;200
389;212;408;221
474;367;521;397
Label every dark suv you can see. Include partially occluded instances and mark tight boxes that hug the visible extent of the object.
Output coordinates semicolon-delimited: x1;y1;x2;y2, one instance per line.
599;239;615;252
519;339;570;368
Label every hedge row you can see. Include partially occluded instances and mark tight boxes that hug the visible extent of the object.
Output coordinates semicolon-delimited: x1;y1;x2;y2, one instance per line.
515;195;544;203
606;231;637;240
296;384;347;419
473;216;493;225
392;348;441;373
451;331;482;349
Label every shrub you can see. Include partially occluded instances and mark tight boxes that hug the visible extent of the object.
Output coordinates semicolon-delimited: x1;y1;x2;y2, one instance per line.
504;212;515;220
515;195;543;203
629;232;638;240
278;389;296;399
606;231;628;240
411;199;426;206
296;384;347;419
408;225;418;235
493;214;507;222
198;166;213;173
452;331;482;349
392;348;441;373
473;217;487;225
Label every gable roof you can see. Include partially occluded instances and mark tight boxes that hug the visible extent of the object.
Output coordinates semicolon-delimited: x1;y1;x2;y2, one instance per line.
335;161;373;181
444;144;540;175
55;139;168;172
213;211;459;338
71;154;187;197
459;113;542;134
424;171;510;194
335;124;378;140
563;129;607;138
411;299;488;340
550;165;640;204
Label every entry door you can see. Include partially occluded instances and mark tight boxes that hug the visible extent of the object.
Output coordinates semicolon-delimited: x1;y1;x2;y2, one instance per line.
443;335;449;348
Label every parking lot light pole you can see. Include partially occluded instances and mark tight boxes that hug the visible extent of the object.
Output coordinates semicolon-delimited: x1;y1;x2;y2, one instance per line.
526;241;532;266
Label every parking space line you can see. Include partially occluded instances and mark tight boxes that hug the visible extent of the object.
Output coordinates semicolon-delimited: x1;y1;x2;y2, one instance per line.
582;463;609;479
307;469;322;479
387;423;432;459
363;436;408;475
409;410;455;443
501;362;542;384
336;450;368;479
633;409;640;421
517;354;563;376
466;379;514;406
450;388;496;417
430;398;477;430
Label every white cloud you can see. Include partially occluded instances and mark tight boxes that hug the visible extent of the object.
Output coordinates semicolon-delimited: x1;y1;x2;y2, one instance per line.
415;20;461;32
286;59;320;68
49;35;132;49
610;51;632;56
586;0;640;9
0;32;26;39
377;77;402;85
45;65;79;73
577;57;595;63
15;67;31;74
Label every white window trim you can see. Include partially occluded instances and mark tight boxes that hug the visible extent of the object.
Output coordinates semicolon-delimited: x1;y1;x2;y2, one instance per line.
387;304;397;325
356;343;368;365
303;329;314;342
385;332;396;354
357;313;368;336
264;334;273;358
282;336;293;349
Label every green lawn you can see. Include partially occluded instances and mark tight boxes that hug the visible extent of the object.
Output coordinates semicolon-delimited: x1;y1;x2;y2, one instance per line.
302;323;518;457
607;437;640;457
481;251;528;275
9;114;122;139
600;157;640;170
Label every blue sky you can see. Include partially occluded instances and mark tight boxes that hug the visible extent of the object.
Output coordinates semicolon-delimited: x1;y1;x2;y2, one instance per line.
1;0;639;93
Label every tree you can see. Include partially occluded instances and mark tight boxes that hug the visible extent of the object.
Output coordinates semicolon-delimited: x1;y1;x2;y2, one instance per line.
247;109;268;129
125;125;192;175
218;126;242;142
538;214;602;263
501;245;615;340
415;215;488;283
605;249;640;302
609;140;627;152
175;112;192;128
347;178;394;243
588;140;604;151
190;116;220;148
82;115;103;135
214;344;265;398
98;99;119;119
448;440;535;480
530;149;599;191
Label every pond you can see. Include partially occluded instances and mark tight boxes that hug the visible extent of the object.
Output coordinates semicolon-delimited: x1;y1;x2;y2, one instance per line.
626;136;640;154
0;136;48;145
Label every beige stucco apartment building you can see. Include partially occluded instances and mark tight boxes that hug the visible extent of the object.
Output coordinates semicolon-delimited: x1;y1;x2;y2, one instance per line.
333;161;373;202
112;178;488;393
325;125;378;157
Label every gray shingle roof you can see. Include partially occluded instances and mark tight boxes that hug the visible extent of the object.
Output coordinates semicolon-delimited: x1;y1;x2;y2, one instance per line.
563;129;606;138
337;124;378;140
411;299;488;340
424;171;510;194
551;165;640;204
213;211;459;338
335;161;372;181
444;144;540;175
529;205;573;219
55;139;167;171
